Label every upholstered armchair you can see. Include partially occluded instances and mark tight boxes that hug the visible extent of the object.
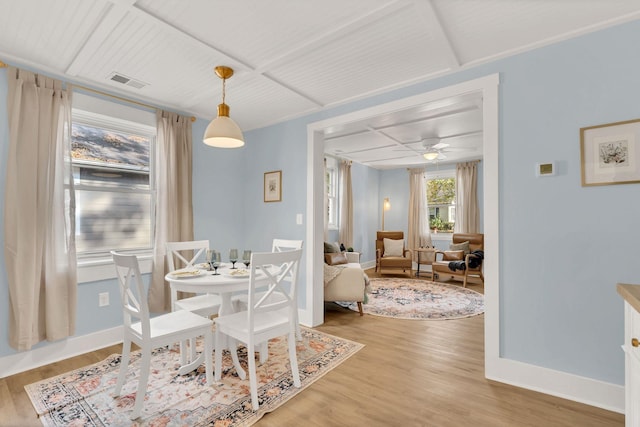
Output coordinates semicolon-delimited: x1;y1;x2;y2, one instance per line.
375;231;412;276
432;233;484;287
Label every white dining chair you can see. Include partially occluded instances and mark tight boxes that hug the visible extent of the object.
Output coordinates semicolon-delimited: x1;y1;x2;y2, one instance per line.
166;240;221;363
214;248;303;410
271;239;304;341
234;239;304;363
235;239;303;324
111;251;213;420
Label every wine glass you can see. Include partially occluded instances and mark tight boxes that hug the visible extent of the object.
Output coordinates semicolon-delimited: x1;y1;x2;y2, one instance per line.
211;251;221;275
205;249;214;271
242;250;251;268
229;248;238;269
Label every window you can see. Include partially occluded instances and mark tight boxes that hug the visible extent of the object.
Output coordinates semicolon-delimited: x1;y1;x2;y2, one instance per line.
325;157;338;229
71;110;155;258
426;171;455;233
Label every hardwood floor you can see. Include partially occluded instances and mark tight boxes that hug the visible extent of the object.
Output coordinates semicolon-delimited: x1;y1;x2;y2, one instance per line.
0;269;623;426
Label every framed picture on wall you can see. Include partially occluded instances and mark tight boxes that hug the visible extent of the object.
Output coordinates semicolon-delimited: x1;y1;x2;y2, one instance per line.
580;118;640;186
264;170;282;202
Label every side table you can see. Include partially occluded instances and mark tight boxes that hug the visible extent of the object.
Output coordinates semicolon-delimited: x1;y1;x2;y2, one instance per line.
414;247;437;278
344;251;361;264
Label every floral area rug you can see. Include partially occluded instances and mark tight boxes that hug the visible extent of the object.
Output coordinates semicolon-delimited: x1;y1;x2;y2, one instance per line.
25;327;362;426
348;278;484;320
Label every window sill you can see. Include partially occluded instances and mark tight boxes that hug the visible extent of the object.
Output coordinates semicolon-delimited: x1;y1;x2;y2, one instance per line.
430;232;453;242
77;253;153;284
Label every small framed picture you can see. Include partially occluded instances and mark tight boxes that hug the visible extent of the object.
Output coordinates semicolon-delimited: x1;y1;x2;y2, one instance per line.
580;118;640;186
264;170;282;202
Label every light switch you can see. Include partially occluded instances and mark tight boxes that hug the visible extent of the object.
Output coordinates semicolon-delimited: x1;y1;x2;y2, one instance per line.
296;213;303;225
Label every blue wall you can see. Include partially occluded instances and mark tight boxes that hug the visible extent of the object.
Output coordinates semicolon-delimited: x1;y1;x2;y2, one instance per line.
1;19;640;388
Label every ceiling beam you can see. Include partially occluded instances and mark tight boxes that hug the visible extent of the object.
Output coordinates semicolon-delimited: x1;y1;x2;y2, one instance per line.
131;1;333;111
65;1;135;76
254;1;410;73
412;0;461;70
324;104;479;142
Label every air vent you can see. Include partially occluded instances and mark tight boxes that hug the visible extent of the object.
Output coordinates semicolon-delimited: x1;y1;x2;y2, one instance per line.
107;72;148;89
126;80;146;89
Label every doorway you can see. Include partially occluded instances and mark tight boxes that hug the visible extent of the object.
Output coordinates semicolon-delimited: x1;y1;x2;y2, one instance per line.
304;74;500;373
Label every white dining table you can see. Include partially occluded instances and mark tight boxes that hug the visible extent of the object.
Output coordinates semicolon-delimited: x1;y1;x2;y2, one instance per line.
164;263;273;376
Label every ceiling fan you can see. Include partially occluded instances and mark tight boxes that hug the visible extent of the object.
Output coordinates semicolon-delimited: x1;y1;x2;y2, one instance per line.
394;137;452;161
421;140;449;161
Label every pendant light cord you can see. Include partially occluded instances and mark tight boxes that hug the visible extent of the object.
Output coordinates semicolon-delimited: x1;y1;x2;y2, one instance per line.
221;77;226;105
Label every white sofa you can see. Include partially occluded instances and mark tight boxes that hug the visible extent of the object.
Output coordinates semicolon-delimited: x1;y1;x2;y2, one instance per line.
324;252;367;315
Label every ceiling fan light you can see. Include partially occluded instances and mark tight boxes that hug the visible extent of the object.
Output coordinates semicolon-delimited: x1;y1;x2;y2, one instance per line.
423;151;439;161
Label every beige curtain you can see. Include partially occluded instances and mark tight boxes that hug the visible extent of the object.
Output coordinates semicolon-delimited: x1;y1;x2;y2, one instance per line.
338;160;353;248
455;161;480;233
148;111;194;312
407;168;432;261
5;67;77;351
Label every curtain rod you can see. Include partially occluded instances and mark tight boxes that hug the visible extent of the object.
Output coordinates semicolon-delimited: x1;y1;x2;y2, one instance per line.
73;84;196;122
406;159;482;170
0;59;195;122
324;153;346;161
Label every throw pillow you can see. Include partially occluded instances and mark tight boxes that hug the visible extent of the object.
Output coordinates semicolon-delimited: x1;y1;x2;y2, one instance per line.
325;252;348;265
449;241;470;254
442;250;465;261
324;242;340;253
383;238;404;257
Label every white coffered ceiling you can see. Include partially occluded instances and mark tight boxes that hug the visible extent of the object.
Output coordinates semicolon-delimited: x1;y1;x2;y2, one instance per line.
1;0;639;168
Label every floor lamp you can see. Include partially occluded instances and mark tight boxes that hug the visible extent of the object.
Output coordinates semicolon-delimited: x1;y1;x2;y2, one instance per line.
381;197;390;230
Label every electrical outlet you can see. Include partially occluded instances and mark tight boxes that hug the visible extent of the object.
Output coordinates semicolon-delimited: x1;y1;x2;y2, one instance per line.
99;292;109;307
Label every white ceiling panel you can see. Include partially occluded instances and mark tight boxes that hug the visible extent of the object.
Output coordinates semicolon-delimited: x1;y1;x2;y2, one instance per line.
1;0;639;168
267;4;453;106
0;0;107;71
381;109;483;142
325;132;394;155
72;11;231;105
434;0;640;64
135;0;397;69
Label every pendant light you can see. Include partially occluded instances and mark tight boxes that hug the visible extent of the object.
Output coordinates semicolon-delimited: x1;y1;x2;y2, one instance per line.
203;66;244;148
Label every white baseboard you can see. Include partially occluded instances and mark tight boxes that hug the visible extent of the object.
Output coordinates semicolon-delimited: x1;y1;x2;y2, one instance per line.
302;298;623;413
0;326;123;379
361;260;375;270
487;357;624;414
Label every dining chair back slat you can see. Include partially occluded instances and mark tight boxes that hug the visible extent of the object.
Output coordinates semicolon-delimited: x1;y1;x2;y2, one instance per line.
270;239;303;340
249;252;299;319
112;251;150;336
272;238;303;252
165;240;209;271
165;240;221;365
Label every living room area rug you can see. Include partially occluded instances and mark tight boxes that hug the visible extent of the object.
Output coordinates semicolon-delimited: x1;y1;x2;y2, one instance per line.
348;278;484;320
25;327;363;426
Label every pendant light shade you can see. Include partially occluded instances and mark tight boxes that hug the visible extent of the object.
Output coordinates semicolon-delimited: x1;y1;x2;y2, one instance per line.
203;66;244;148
